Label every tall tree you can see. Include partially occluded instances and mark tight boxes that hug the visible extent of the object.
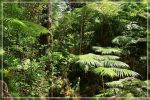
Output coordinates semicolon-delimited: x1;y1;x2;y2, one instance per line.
39;0;53;56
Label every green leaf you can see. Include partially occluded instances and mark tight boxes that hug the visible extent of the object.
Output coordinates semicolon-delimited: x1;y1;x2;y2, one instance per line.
112;68;139;77
92;46;122;55
100;60;129;68
93;67;139;78
93;67;117;78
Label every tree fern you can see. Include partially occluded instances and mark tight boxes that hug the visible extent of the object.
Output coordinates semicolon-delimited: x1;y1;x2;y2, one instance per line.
77;53;102;67
99;60;129;68
76;46;139;78
111;68;139;77
87;2;120;16
93;67;139;78
77;53;123;68
4;18;50;36
92;46;122;55
95;88;121;97
105;80;123;88
106;77;140;87
4;18;27;27
112;36;133;46
96;77;149;97
3;18;50;50
126;38;146;46
93;67;118;78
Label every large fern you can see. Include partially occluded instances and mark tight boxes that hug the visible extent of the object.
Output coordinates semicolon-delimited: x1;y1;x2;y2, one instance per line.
4;18;27;27
76;46;139;78
77;54;128;68
87;2;120;16
3;18;50;49
93;67;139;78
4;18;49;36
95;77;149;97
112;36;133;46
92;46;122;55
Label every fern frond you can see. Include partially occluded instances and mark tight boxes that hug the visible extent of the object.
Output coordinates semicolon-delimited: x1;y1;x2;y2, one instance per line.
112;36;133;46
112;68;139;77
4;18;27;27
106;77;147;91
106;80;123;88
93;67;117;77
96;55;120;60
77;53;102;67
87;2;120;16
93;67;139;78
95;88;122;97
92;46;122;55
126;38;146;46
77;47;138;78
23;20;50;36
144;80;150;90
77;53;121;67
4;18;50;36
100;60;129;68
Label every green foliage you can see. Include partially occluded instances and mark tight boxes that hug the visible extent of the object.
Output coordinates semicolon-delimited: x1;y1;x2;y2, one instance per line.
87;2;121;17
94;67;139;77
4;18;26;27
1;57;49;96
76;46;138;78
96;77;149;97
3;3;24;19
92;46;123;55
4;18;49;36
1;1;148;98
77;53;129;68
112;36;133;46
3;18;50;59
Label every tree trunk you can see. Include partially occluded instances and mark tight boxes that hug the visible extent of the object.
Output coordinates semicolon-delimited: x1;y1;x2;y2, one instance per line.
47;1;52;30
39;0;52;56
79;7;86;54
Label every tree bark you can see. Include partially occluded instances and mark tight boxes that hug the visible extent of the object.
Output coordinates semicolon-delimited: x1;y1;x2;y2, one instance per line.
79;7;86;54
47;1;52;30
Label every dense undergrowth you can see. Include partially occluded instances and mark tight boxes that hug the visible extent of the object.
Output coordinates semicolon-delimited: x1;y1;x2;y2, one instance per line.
0;0;150;99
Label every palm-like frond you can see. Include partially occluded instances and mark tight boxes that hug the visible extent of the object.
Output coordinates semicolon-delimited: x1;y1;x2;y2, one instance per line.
87;2;120;16
103;77;148;97
77;53;102;67
4;18;49;36
93;67;117;77
95;87;138;97
144;80;150;90
22;20;50;36
96;55;120;60
100;60;129;68
92;46;122;55
77;53;121;67
112;36;133;46
3;18;50;47
76;46;139;78
77;53;128;68
93;67;139;78
4;18;27;27
106;77;145;88
112;68;139;77
126;38;146;46
95;88;122;97
105;80;123;88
